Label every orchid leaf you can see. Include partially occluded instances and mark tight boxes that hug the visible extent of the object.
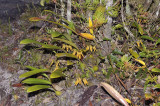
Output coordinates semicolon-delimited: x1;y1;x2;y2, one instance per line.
19;69;48;78
22;78;52;85
27;85;51;93
141;36;154;41
56;53;78;59
53;38;78;49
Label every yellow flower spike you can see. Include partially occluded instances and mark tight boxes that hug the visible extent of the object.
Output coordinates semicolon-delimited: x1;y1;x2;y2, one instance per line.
89;45;93;52
93;46;96;52
53;61;59;71
140;40;143;45
80;51;84;58
79;33;95;40
89;17;93;35
62;44;66;49
66;45;69;52
83;78;88;85
77;52;81;59
69;45;72;51
137;41;140;47
75;79;79;86
75;78;82;86
86;45;89;51
72;49;77;55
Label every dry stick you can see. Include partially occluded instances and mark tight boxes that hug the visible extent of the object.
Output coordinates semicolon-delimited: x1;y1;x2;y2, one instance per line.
121;0;135;41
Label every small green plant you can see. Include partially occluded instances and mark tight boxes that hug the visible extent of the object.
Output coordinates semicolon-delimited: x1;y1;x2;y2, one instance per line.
19;66;65;95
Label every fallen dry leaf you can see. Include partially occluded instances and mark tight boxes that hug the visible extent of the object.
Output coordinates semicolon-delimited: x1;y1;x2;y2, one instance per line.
100;82;129;106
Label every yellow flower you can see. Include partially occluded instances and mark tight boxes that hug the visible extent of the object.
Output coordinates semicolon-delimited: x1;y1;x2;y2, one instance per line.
72;49;77;55
62;44;66;49
75;78;82;86
86;45;89;51
89;45;93;52
83;78;88;85
68;45;72;51
93;46;96;52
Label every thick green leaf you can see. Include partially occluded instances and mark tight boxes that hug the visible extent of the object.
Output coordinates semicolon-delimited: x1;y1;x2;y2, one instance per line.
27;85;51;93
19;69;48;78
25;66;38;70
42;44;64;51
139;52;147;57
56;53;78;59
20;39;43;45
141;36;154;41
137;24;144;35
68;21;75;36
53;38;78;49
22;78;52;85
66;61;74;66
50;68;66;78
63;33;72;42
50;31;62;38
156;38;160;45
112;49;124;55
114;24;123;30
25;66;49;79
103;37;111;41
154;84;160;88
151;68;160;72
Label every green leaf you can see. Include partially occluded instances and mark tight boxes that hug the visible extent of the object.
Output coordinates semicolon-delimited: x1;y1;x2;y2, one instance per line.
129;48;139;58
114;24;123;30
134;21;143;35
25;66;38;70
68;21;75;36
80;62;85;72
20;39;43;45
156;38;160;46
103;37;111;41
19;69;48;78
50;68;66;78
137;24;144;35
27;85;51;93
42;44;64;51
66;61;74;66
53;38;78;49
40;0;45;6
139;52;147;57
56;53;78;59
50;31;62;38
22;78;52;85
121;54;131;62
141;36;154;41
112;49;124;55
154;84;160;88
151;68;160;72
63;33;72;41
